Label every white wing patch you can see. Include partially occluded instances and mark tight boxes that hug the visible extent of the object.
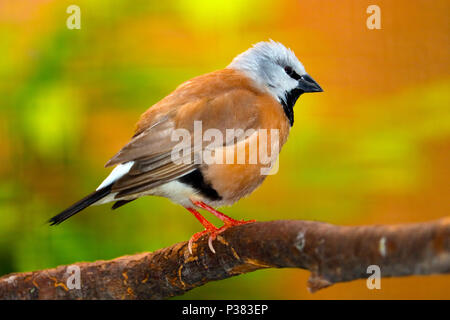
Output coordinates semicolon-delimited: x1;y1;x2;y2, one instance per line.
96;161;134;191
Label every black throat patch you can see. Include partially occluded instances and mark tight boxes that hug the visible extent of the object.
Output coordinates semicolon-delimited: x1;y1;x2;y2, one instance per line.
280;88;303;126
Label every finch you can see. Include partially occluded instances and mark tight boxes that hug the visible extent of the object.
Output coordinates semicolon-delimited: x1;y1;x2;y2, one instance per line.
49;40;323;253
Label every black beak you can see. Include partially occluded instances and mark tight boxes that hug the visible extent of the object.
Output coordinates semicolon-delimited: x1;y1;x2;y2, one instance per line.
297;74;323;93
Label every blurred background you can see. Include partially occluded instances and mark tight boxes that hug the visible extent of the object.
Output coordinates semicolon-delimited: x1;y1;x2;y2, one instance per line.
0;0;449;299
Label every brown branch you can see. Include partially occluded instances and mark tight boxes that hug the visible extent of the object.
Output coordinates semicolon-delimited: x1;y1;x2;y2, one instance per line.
0;218;449;299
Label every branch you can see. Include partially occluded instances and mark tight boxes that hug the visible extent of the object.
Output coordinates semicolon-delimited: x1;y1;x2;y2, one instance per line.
0;218;449;299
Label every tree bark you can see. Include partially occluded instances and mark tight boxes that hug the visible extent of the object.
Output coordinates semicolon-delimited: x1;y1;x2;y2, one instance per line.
0;218;449;299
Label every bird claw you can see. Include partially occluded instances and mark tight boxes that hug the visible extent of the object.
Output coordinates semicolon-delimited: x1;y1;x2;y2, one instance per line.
188;219;256;255
208;235;216;254
188;229;219;255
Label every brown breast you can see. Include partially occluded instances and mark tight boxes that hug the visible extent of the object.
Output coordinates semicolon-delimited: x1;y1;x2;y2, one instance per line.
202;87;290;205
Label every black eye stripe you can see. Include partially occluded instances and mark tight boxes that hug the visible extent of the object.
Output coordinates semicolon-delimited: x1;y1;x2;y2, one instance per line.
284;66;301;80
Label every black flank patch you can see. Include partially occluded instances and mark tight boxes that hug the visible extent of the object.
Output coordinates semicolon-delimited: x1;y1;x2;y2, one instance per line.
178;169;222;201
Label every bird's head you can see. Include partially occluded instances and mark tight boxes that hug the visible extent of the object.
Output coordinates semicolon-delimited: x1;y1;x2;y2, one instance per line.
228;40;322;124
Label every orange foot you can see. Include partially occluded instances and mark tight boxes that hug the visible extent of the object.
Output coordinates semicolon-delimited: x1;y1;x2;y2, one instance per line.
186;202;256;254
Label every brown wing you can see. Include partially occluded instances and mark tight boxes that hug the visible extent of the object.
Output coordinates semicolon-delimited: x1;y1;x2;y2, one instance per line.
106;69;267;198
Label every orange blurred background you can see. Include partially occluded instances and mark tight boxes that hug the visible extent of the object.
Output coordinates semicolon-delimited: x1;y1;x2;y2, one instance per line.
0;0;449;299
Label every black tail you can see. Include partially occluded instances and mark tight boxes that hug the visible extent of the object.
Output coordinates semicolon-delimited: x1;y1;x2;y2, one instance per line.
49;185;112;225
111;199;136;210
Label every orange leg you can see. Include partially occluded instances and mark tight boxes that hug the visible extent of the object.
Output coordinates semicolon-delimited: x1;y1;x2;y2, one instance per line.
191;200;256;228
185;207;221;254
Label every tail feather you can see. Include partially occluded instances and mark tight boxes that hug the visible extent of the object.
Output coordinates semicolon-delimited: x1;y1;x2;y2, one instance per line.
49;185;112;225
111;199;136;210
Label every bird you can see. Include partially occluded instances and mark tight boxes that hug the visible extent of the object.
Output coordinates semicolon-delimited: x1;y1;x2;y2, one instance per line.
49;40;323;254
